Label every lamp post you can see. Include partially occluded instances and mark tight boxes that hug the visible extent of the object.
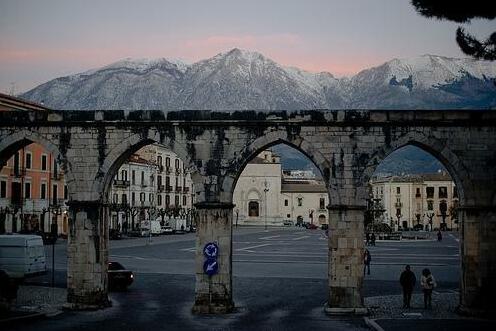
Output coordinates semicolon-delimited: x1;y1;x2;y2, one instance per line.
49;205;62;288
263;180;269;231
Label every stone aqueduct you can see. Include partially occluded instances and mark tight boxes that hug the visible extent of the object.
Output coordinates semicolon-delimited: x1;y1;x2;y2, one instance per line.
1;109;495;315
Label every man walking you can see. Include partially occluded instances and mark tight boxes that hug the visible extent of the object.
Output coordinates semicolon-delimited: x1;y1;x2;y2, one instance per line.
364;249;371;275
400;265;416;308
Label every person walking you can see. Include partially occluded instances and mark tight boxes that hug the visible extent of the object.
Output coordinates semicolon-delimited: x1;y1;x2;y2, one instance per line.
364;249;371;275
421;268;436;309
371;233;376;246
400;265;416;308
437;230;443;241
365;232;370;246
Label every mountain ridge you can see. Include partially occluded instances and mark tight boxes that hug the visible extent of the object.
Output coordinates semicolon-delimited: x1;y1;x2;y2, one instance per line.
21;48;496;110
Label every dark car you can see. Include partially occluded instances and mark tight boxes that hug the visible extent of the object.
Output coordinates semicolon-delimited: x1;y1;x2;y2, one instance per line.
108;262;134;291
307;223;318;230
109;229;122;240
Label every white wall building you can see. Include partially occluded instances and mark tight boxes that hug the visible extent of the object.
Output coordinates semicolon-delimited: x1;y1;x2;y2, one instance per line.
233;150;328;226
109;144;195;231
371;172;458;231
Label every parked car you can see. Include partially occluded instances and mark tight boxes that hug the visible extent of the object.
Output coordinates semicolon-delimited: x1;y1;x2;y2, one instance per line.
321;224;329;230
306;223;318;230
109;229;122;240
108;261;134;291
161;226;173;235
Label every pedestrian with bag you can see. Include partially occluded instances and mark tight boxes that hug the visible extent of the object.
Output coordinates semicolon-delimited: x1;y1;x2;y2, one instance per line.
399;265;416;308
421;268;436;309
364;249;371;275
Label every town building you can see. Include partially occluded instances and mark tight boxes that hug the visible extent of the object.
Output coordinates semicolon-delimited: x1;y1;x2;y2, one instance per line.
370;172;458;231
0;93;68;235
109;143;195;231
233;150;328;226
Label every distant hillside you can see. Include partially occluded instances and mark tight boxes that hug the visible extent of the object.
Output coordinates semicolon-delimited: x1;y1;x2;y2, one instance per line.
21;48;496;110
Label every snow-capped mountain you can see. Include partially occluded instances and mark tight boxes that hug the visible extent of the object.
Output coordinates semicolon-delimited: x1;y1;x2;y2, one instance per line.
21;49;496;110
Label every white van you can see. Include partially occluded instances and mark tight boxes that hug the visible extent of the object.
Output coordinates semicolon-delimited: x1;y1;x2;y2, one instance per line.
0;234;47;278
150;220;162;236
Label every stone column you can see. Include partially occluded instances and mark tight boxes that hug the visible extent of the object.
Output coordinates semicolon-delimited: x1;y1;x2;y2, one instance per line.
459;206;496;316
192;202;234;314
325;206;367;315
65;201;110;310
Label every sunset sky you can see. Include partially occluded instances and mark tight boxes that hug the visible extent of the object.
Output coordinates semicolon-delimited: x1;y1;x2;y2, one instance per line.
1;0;494;93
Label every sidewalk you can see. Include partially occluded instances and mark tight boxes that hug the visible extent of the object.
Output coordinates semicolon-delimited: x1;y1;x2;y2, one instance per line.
364;292;496;331
0;285;66;325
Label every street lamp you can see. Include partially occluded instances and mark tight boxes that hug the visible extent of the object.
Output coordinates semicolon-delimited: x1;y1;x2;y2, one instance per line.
263;180;269;231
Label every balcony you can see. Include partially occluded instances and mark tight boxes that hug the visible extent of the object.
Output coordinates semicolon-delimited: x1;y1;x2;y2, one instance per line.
158;165;164;173
166;166;172;174
113;179;130;187
157;185;165;193
175;186;182;193
175;168;181;175
183;187;190;193
10;168;26;177
395;202;402;208
165;186;173;192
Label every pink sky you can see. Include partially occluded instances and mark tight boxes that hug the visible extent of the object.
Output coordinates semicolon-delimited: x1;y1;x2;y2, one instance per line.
1;0;494;93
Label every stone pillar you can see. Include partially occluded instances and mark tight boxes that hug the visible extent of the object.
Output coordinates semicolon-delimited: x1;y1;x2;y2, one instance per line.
65;201;110;310
192;202;234;314
459;206;496;316
325;206;367;315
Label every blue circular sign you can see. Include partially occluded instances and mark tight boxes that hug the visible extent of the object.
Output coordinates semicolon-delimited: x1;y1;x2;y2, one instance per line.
203;242;219;258
203;258;219;276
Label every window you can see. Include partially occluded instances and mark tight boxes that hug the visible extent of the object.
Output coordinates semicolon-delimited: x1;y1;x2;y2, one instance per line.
284;199;288;206
121;170;128;181
157;194;162;206
427;200;434;210
157;156;163;166
439;201;448;214
166;157;170;167
157;175;162;188
25;152;32;169
175;195;180;206
24;182;31;199
439;186;448;199
64;185;68;200
453;186;458;198
113;194;118;203
175;177;178;188
40;183;46;199
183;195;187;206
122;194;127;204
319;198;325;210
41;155;47;171
131;192;135;205
416;188;421;197
140;192;145;203
166;176;170;189
14;152;20;175
396;208;401;216
149;193;154;203
165;194;170;206
52;184;58;203
426;187;434;199
175;159;180;169
0;181;6;198
396;187;401;194
297;197;303;207
287;214;291;218
53;159;58;178
132;170;136;185
141;171;145;185
248;201;259;217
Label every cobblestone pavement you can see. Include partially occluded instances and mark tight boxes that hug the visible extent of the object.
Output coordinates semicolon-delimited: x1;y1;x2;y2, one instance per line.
13;285;66;316
365;292;460;319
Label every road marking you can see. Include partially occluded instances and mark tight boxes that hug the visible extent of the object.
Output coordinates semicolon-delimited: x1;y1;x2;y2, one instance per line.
259;235;281;240
180;247;196;252
236;243;271;251
292;236;309;241
449;234;460;242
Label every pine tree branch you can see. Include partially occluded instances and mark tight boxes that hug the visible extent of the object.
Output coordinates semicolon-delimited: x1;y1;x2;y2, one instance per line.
456;28;496;61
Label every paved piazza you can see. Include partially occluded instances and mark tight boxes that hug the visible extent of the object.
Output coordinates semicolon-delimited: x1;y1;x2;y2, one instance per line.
15;227;461;331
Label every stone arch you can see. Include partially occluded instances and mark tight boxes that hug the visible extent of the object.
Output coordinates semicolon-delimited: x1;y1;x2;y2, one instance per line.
220;129;333;204
359;131;471;205
94;129;201;201
0;129;77;195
